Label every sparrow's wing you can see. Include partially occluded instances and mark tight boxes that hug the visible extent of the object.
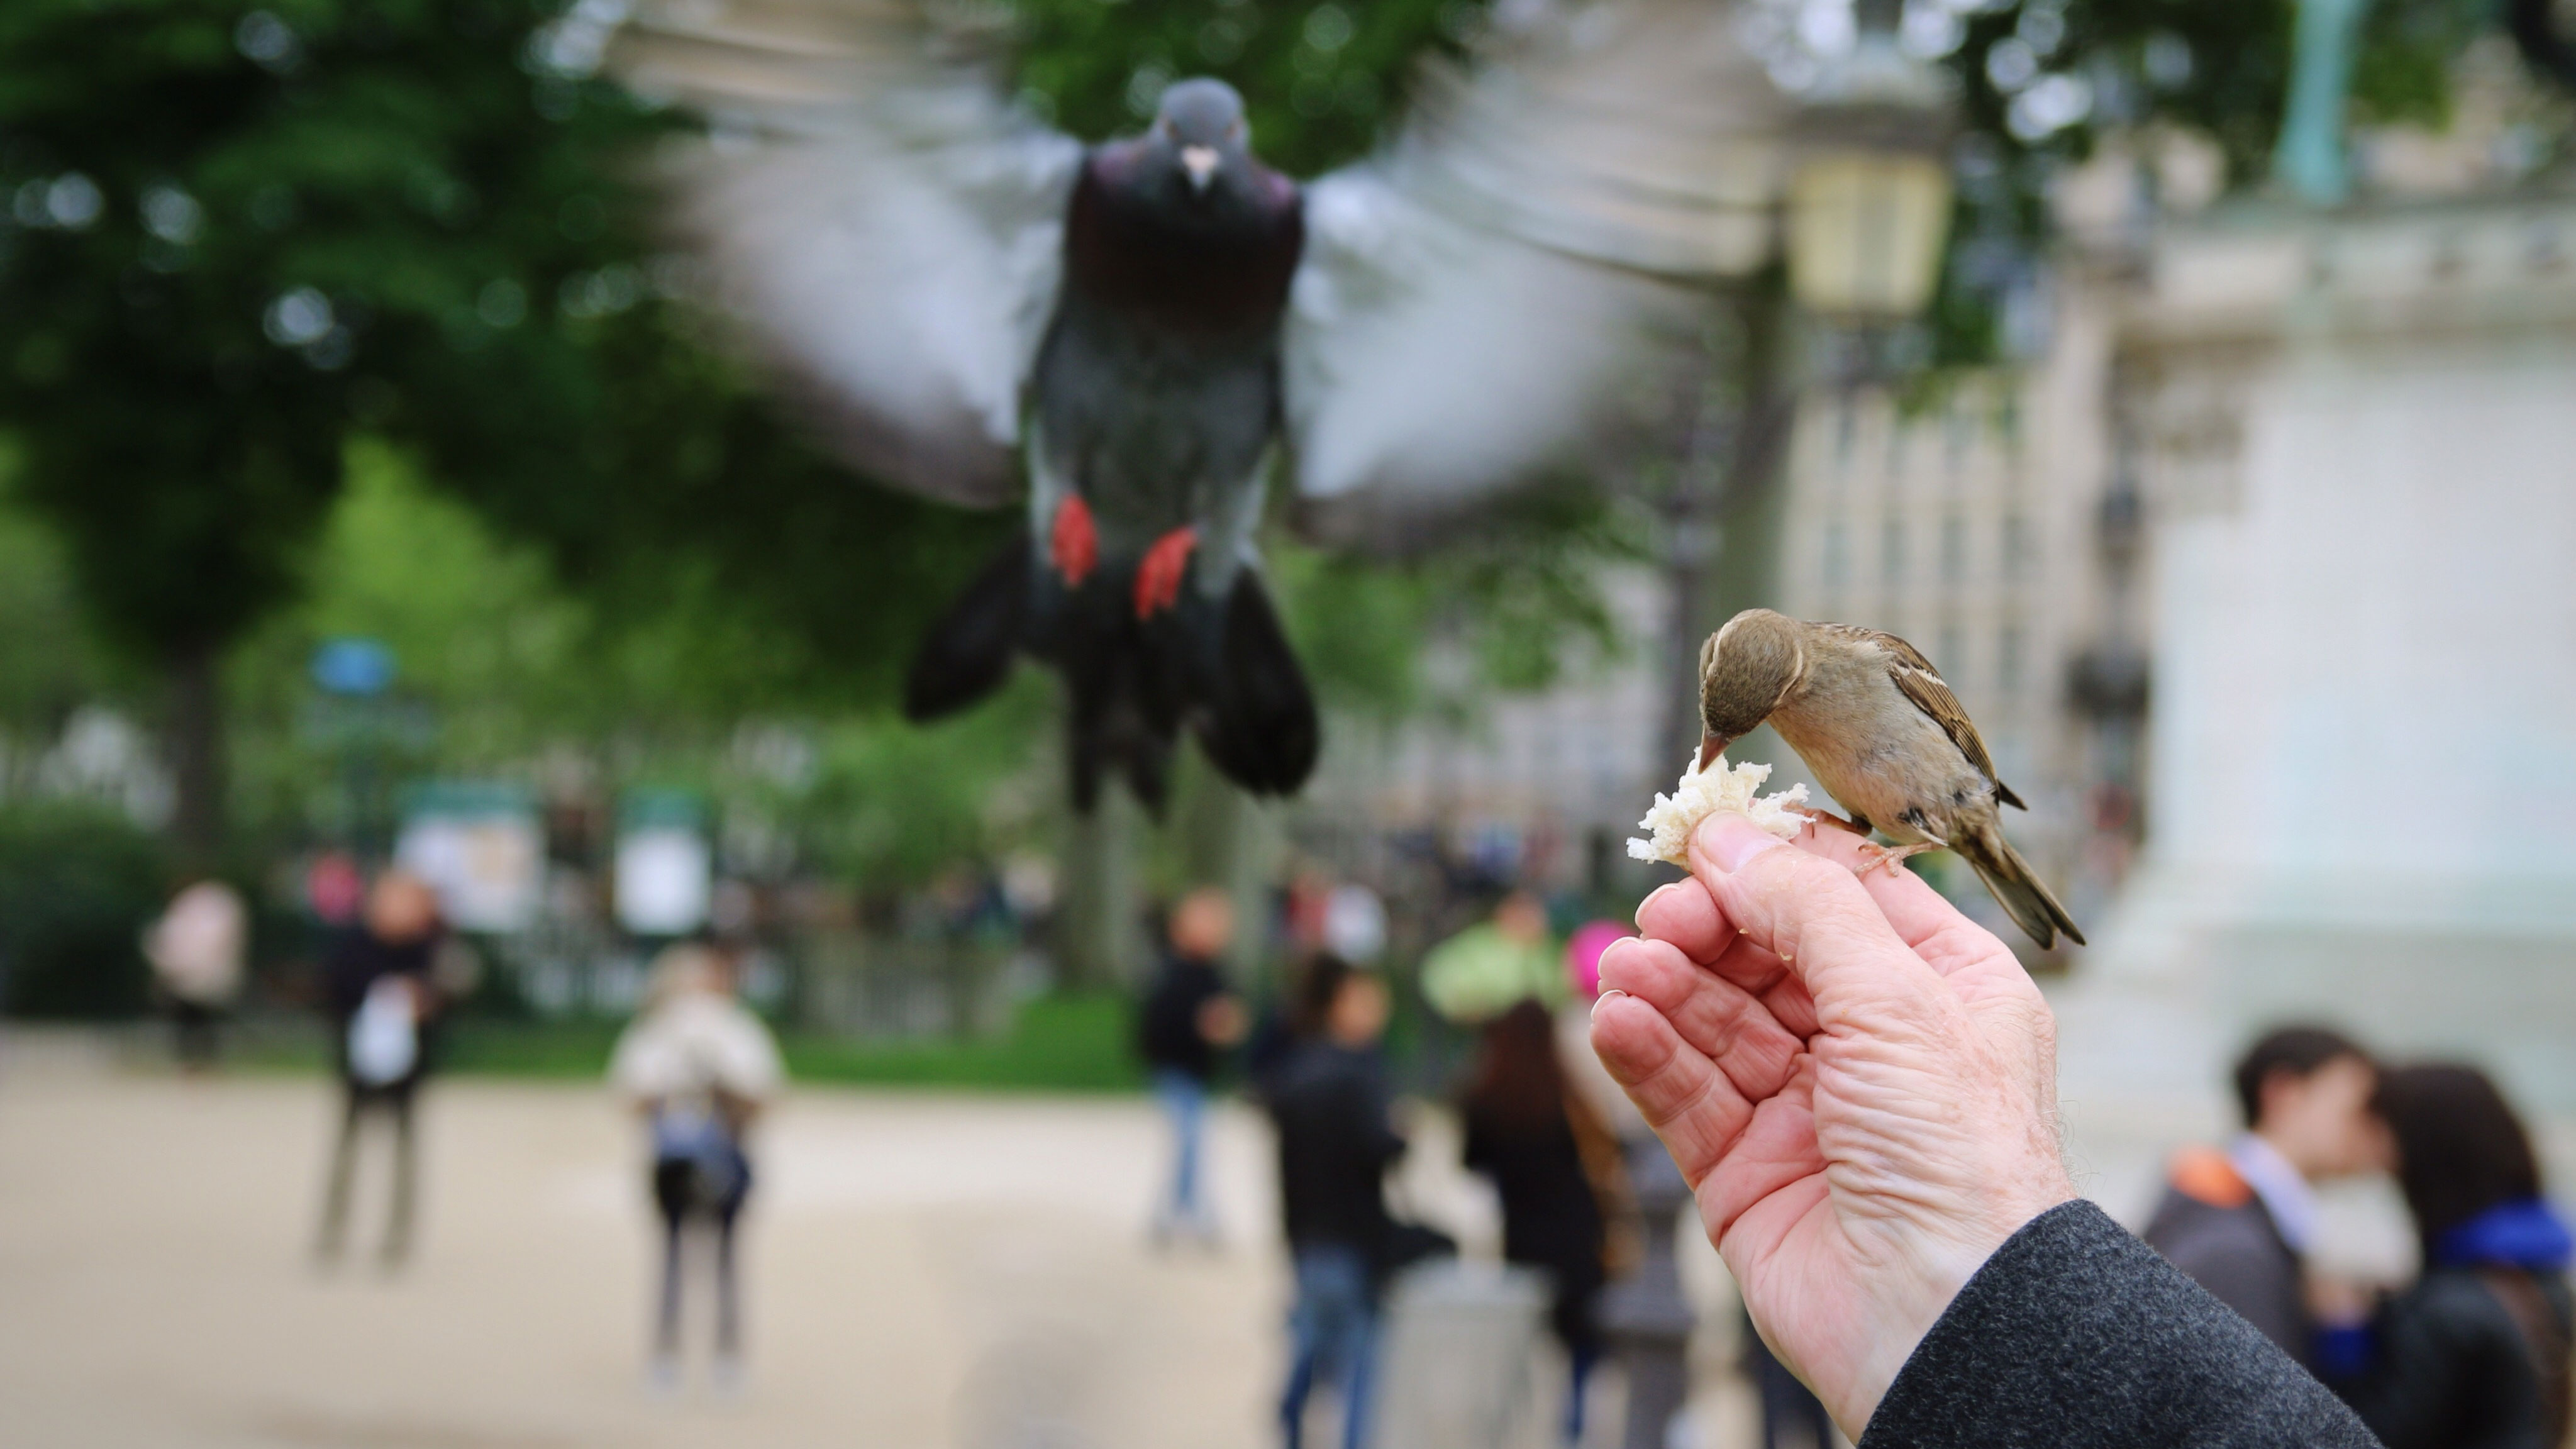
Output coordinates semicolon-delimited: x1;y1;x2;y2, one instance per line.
603;0;1080;506
1285;0;1792;540
1843;626;2028;810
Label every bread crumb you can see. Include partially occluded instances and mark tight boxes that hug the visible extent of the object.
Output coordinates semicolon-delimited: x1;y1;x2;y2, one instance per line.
1626;753;1811;868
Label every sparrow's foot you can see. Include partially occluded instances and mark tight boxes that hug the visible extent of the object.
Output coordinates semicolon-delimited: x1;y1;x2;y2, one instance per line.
1856;840;1940;877
1133;525;1198;618
1049;495;1097;587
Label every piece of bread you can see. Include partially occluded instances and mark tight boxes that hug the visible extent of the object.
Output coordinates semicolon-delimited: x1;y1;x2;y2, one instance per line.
1627;753;1810;868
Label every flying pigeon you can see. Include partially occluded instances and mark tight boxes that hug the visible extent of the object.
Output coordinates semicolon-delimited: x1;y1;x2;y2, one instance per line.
602;0;1794;811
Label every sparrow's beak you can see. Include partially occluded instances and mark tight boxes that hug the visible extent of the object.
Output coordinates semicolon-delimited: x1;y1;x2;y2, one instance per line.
1180;145;1219;192
1695;730;1732;774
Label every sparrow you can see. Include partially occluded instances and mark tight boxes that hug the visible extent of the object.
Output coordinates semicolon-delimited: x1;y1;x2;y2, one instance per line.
1697;608;2085;948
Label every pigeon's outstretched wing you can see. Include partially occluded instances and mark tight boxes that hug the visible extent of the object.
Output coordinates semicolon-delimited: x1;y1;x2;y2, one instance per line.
1288;0;1795;536
607;0;1079;506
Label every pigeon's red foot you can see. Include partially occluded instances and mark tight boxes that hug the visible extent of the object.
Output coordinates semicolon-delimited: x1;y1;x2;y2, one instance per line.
1049;495;1097;587
1133;526;1198;619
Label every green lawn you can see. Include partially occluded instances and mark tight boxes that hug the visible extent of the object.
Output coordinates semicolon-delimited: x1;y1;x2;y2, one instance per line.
236;992;1145;1093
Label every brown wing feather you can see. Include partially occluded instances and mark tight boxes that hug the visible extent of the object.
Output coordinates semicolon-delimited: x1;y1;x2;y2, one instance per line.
1820;624;2028;810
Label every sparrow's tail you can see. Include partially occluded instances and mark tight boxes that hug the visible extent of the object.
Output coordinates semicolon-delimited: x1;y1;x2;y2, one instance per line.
904;535;1318;813
1951;818;2085;949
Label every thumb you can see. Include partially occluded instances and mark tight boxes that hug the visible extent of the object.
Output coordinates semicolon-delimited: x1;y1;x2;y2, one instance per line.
1685;814;1948;1018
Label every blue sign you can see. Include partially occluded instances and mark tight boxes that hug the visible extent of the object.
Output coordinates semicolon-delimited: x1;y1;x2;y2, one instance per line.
311;638;396;697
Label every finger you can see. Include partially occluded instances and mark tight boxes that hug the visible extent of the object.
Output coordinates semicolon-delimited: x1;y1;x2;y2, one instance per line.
1588;992;1756;1187
1635;879;1731;965
1685;814;1950;1023
1786;825;2020;978
1636;879;1819;1019
1596;937;1804;1101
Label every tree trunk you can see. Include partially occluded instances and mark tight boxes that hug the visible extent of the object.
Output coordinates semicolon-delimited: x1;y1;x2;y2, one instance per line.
1055;782;1142;989
1662;277;1798;775
165;640;227;867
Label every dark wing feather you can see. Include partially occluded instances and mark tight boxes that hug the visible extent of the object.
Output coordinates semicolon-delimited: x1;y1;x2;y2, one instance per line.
1825;625;2028;810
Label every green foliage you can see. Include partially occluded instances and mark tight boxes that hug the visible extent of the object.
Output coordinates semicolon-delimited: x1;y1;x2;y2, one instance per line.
770;676;1056;892
1925;0;2514;368
0;0;1011;841
0;801;170;1018
0;453;123;745
780;992;1143;1091
240;991;1146;1091
1006;0;1485;175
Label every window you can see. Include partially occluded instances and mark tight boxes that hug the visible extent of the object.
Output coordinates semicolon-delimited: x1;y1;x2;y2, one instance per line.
1997;625;2024;696
1941;514;1968;586
2002;515;2033;580
1938;626;1966;686
1822;520;1850;588
1881;517;1906;586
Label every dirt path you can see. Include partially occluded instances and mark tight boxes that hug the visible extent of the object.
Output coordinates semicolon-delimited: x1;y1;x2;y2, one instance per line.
0;1038;1289;1449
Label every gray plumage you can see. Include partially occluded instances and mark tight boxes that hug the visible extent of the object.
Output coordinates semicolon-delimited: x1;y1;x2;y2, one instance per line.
1699;608;2084;949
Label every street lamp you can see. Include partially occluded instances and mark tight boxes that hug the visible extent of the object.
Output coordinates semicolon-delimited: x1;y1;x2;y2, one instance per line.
1784;0;1957;322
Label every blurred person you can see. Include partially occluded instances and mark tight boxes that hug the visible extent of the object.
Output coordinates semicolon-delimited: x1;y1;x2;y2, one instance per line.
2140;1023;2382;1367
2321;1063;2572;1449
1136;886;1246;1246
314;869;443;1268
1458;999;1625;1443
142;877;247;1072
1419;891;1562;1025
610;941;784;1395
1269;955;1407;1449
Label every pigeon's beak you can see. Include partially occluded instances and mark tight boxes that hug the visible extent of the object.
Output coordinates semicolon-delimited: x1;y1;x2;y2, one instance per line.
1180;145;1219;192
1696;730;1733;774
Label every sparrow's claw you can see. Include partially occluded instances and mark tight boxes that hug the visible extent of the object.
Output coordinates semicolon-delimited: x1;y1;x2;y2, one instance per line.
1855;840;1940;878
1050;495;1098;587
1133;526;1197;619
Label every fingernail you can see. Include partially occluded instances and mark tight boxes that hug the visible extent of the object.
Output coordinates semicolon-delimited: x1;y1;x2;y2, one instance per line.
1696;813;1785;873
1590;987;1628;1021
1634;883;1681;928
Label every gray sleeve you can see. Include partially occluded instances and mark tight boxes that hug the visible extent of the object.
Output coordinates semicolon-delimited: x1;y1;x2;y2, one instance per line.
1859;1201;2381;1449
2155;1216;2310;1363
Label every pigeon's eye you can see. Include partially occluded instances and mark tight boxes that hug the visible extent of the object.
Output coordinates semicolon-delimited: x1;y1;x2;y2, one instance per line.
1227;121;1244;143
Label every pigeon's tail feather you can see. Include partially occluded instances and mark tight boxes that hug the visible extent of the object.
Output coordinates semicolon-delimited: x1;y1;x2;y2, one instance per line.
1953;818;2085;950
1186;573;1320;798
904;533;1032;723
918;541;1316;814
1056;568;1318;815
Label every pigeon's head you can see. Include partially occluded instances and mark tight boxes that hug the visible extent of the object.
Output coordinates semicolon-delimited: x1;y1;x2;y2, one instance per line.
1150;77;1253;197
1697;609;1807;770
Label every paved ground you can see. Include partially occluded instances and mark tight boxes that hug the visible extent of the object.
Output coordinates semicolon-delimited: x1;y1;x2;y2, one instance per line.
0;1033;1767;1449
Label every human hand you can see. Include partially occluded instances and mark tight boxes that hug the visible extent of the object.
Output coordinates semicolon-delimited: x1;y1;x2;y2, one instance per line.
1589;814;2075;1434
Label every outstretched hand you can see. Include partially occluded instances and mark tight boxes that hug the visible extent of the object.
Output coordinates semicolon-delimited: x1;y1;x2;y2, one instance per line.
1589;813;2076;1435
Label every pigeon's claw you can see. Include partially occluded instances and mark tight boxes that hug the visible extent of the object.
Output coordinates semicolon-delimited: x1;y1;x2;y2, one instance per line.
1133;526;1198;619
1050;496;1098;588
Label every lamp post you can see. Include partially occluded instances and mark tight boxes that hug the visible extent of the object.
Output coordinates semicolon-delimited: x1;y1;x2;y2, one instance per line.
1626;8;1956;1448
1662;0;1957;769
1785;0;1957;337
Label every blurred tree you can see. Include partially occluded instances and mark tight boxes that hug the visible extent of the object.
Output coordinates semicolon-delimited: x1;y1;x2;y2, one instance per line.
0;801;169;1018
1885;0;2518;363
0;453;125;782
0;0;1005;863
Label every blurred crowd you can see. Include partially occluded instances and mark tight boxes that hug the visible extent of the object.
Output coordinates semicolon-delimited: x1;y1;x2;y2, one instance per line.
113;853;2574;1449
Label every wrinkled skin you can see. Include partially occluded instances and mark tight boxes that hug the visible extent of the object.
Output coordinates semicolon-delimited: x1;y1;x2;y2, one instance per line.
1589;813;2077;1436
